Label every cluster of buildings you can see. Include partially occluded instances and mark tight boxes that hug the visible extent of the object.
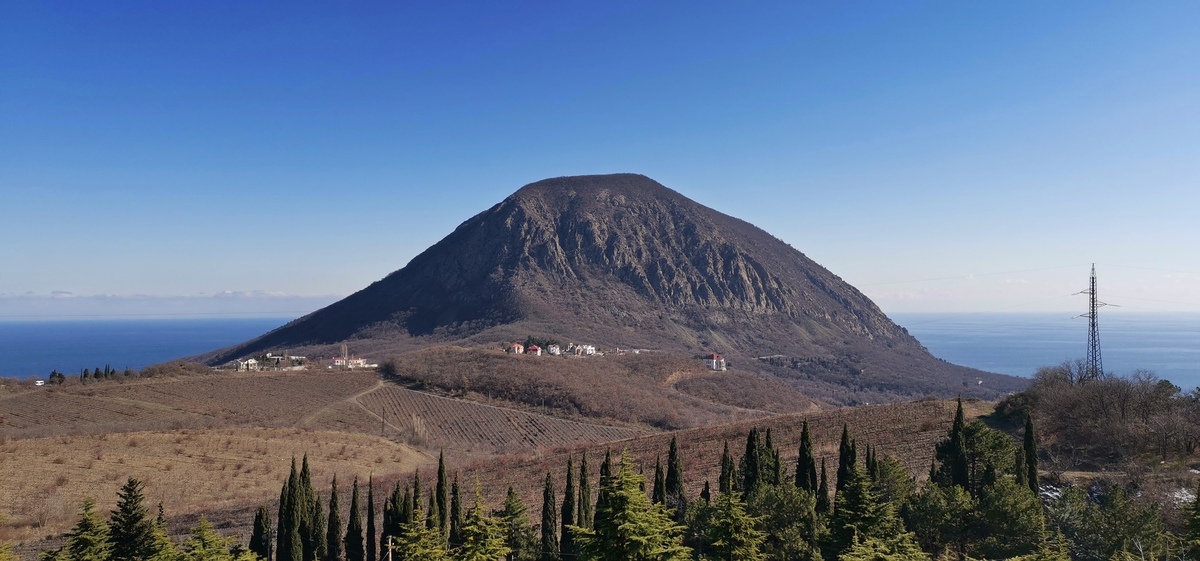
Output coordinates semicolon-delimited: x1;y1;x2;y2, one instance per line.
505;342;598;357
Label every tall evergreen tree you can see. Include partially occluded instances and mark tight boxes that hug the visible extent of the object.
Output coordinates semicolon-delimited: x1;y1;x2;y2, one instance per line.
572;452;691;561
410;470;422;522
827;469;906;559
742;428;762;495
836;424;857;494
498;487;537;561
448;475;464;548
539;473;559;561
180;516;238;561
344;478;364;561
935;399;971;491
298;455;325;561
326;476;343;561
664;437;686;520
366;477;376;561
391;505;446;561
1023;415;1039;494
279;458;301;561
1014;446;1027;489
380;481;403;561
595;450;613;517
435;451;449;536
250;506;273;561
311;496;327;561
796;421;818;492
816;459;831;515
1185;483;1200;559
578;452;593;529
560;456;577;560
718;441;735;495
651;458;666;505
109;478;154;561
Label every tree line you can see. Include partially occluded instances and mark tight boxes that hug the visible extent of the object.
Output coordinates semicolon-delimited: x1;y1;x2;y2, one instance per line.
19;401;1200;561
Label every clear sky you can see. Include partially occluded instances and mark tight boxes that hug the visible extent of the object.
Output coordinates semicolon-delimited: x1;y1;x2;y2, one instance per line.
2;1;1198;319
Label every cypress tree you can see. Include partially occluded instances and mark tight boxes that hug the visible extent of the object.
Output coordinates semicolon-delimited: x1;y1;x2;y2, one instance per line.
1023;416;1039;494
326;476;343;561
577;452;593;529
250;506;273;561
942;398;970;491
539;473;559;561
664;436;686;519
1014;447;1027;489
816;459;831;515
381;481;404;561
435;451;449;535
298;455;323;561
700;481;711;503
279;457;301;561
651;458;666;505
573;452;690;561
796;421;818;492
595;450;613;516
742;428;762;495
426;494;437;531
366;477;376;561
719;441;735;494
448;474;463;548
560;456;577;560
704;492;766;561
399;488;412;526
836;425;855;494
312;496;327;561
109;477;154;561
457;489;510;561
410;471;422;522
345;478;364;561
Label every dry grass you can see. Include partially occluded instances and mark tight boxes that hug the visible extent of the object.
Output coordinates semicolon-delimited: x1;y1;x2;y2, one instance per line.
0;427;427;542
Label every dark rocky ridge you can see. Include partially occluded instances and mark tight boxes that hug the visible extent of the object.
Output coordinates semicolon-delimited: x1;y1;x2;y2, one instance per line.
204;174;1024;399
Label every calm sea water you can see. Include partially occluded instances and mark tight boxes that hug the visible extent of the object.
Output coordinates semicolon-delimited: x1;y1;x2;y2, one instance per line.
2;314;1197;390
0;317;293;379
891;312;1200;390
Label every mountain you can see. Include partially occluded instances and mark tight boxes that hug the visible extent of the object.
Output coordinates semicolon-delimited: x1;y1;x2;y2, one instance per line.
205;174;1024;399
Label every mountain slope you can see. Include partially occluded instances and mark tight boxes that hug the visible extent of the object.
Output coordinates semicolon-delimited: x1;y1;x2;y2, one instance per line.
206;174;1023;399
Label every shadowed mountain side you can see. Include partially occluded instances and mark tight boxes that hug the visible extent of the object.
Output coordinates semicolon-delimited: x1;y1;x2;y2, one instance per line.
200;174;1025;400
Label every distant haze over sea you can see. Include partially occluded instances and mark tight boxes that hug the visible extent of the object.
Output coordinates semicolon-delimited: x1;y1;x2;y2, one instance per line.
1;313;1196;390
892;312;1200;390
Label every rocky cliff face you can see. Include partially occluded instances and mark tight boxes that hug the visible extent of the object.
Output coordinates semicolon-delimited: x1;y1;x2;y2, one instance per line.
206;174;1023;398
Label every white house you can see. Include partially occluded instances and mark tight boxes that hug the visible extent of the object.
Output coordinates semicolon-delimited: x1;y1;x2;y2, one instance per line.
703;353;726;371
332;356;368;368
236;358;260;372
507;343;525;354
547;344;561;356
526;345;542;356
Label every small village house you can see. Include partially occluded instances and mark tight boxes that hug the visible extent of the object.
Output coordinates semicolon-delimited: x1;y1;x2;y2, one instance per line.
704;353;726;371
507;343;525;354
526;344;542;356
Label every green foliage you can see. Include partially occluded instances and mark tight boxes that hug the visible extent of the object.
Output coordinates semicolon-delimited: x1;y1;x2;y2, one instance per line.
367;478;377;561
327;477;344;561
538;474;558;561
1045;485;1170;561
391;506;447;561
250;506;273;561
932;400;970;493
454;491;510;561
496;488;536;561
664;437;686;521
345;478;365;561
1187;484;1200;559
1023;416;1039;494
180;517;237;561
109;478;155;561
836;425;857;495
704;492;765;561
573;452;690;561
973;477;1044;559
651;458;665;505
901;483;973;558
578;453;593;529
747;484;823;561
827;469;905;560
796;421;818;493
66;499;110;561
436;452;449;536
816;459;831;516
448;476;463;549
719;441;736;495
870;455;915;510
561;456;577;559
836;535;930;561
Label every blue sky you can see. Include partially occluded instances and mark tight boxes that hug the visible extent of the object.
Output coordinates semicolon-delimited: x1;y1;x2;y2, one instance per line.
2;1;1198;318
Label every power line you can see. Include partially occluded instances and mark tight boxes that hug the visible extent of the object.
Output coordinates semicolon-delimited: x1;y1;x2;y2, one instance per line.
860;264;1088;286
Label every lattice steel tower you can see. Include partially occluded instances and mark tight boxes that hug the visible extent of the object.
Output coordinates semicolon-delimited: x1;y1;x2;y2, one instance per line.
1079;263;1105;381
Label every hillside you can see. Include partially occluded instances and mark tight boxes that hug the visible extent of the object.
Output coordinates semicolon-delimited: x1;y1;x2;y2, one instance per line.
202;174;1024;401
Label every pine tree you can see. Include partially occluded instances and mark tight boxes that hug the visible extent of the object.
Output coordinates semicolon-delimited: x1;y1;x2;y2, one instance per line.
572;452;691;561
539;473;559;561
366;478;376;561
278;458;301;561
391;506;447;561
250;506;273;561
578;452;593;529
561;456;577;560
827;469;903;559
1024;415;1039;495
435;451;449;536
448;475;463;549
705;492;766;561
180;516;238;561
796;421;816;491
816;459;831;515
455;489;510;561
498;487;537;561
66;499;110;561
1184;483;1200;559
664;437;686;521
146;508;177;561
718;441;735;495
325;477;343;561
344;478;364;561
109;478;154;561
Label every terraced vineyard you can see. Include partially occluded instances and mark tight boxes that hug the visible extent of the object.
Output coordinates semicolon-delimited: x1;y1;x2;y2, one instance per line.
356;384;645;455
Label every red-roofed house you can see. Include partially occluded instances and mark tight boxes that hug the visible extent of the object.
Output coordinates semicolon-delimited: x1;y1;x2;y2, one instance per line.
704;353;726;371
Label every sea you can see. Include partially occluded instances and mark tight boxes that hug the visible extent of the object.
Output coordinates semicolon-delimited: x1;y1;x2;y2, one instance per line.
0;313;1196;390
